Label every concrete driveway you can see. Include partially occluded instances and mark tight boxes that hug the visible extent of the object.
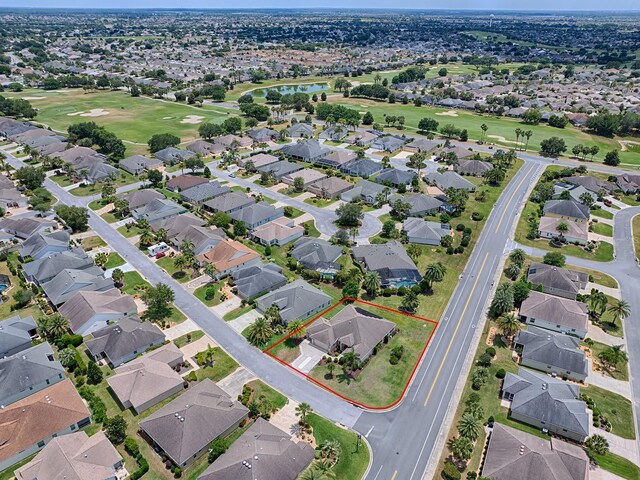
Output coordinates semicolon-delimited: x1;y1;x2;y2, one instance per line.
291;340;325;373
228;309;262;334
217;367;256;398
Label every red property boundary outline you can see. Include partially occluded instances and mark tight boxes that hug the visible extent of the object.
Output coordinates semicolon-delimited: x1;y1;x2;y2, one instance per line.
264;297;440;411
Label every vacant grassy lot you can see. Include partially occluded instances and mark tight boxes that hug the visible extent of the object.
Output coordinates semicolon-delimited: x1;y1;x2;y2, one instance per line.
328;98;639;165
7;89;239;155
307;302;436;407
193;347;239;382
634;215;640;261
120;271;150;296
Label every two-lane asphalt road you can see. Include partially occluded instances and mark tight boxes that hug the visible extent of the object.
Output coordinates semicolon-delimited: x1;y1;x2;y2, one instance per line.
355;160;546;480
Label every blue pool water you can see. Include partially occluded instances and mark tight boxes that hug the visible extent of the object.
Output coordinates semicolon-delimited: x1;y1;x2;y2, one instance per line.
250;83;329;98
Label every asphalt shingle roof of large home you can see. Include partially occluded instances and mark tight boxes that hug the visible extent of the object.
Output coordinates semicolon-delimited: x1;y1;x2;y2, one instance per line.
424;170;476;191
166;175;209;191
375;168;417;186
481;423;589;480
282;168;327;186
503;368;589;439
139;379;249;466
257;160;303;179
543;199;590;221
196;239;261;272
107;344;184;413
204;191;256;213
308;305;395;359
58;288;136;333
340;158;384;177
287;122;314;137
291;237;342;271
15;431;123;480
240;153;280;169
256;279;332;323
251;218;304;245
519;290;589;333
85;316;165;367
120;188;166;210
229;202;283;228
515;326;588;378
173;225;226;255
317;149;357;167
119;154;162;173
0;342;65;407
280;139;330;160
456;159;494;176
0;379;90;465
132;198;187;222
0;315;36;357
197;418;315;480
402;217;451;244
180;182;231;203
154;147;195;165
19;230;69;259
562;175;614;193
539;216;588;242
390;194;444;216
341;179;390;203
0;217;57;239
231;263;287;300
307;176;353;198
150;213;205;241
41;266;113;306
352;241;421;285
22;248;93;284
527;262;588;297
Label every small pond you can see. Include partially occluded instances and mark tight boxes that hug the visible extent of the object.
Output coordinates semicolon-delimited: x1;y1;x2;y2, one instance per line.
250;82;329;97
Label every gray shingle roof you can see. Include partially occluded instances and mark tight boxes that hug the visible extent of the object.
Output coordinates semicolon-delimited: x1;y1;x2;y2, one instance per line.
154;147;195;165
132;198;187;222
543;199;590;221
139;379;249;466
375;168;417;186
352;241;421;286
527;262;589;297
256;279;332;323
520;291;589;333
280;139;330;161
0;315;36;357
231;263;287;300
86;317;165;367
456;159;494;176
58;288;137;333
42;266;113;306
482;423;589;480
340;158;384;177
180;182;230;203
0;217;57;239
563;175;614;194
402;217;451;244
291;237;342;272
503;368;589;439
204;192;256;213
150;213;205;241
197;418;315;480
257;160;303;179
229;202;283;229
424;170;476;191
391;194;444;216
22;248;93;284
0;342;65;407
287;123;314;137
19;230;70;259
515;326;588;377
120;189;165;210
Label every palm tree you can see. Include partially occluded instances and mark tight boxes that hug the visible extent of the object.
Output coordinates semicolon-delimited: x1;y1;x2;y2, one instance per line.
457;413;481;441
480;123;488;143
465;402;484;420
608;300;631;324
599;345;628;371
320;440;341;465
296;402;313;427
348;267;363;285
585;434;610;458
407;243;422;262
246;317;274;347
287;319;307;339
327;362;335;378
203;264;217;281
401;291;420;313
180;239;195;256
155;228;168;243
423;262;447;291
497;313;521;338
490;283;514;316
588;290;608;318
174;254;188;274
514;128;522;150
139;228;155;247
58;348;77;369
47;314;69;339
509;248;526;266
362;271;381;297
36;316;52;339
505;263;521;280
111;268;124;287
524;130;533;151
449;435;473;461
299;467;336;480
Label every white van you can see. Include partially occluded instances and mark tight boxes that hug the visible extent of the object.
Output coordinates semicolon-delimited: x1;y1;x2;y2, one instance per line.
148;242;170;257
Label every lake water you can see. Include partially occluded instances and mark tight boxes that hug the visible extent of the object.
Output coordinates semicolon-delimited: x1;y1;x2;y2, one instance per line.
250;83;329;97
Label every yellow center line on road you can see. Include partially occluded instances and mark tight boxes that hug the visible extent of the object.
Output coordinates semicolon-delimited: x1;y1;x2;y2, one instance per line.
494;164;533;234
424;252;489;407
390;471;398;480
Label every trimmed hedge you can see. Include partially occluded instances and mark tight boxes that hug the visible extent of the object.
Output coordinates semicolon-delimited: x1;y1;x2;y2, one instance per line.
124;437;149;480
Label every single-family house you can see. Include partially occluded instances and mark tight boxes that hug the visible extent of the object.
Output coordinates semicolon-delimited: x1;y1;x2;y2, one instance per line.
403;217;451;245
538;216;589;245
120;188;166;210
19;230;70;261
247;127;280;143
214;134;252;149
154;147;195;166
229;202;284;230
0;379;91;471
340;158;384;178
341;179;392;204
390;194;445;216
543;199;590;223
0;342;65;407
291;237;342;275
0;217;57;240
108;344;184;413
240;153;280;170
150;213;205;243
519;290;589;339
481;423;589;480
345;130;378;147
180;181;230;205
131;198;187;223
58;288;137;335
424;171;476;191
315;150;357;168
41;266;114;307
562;176;614;195
250;217;304;246
23;248;93;285
203;191;256;214
197;418;315;480
307;176;353;199
374;168;417;187
282;168;327;188
85;316;165;367
119;155;162;175
456;159;494;176
255;279;332;324
186;140;223;157
515;326;588;382
352;241;422;287
172;225;226;256
166;175;209;192
15;431;124;480
287;122;314;138
139;379;249;468
280;139;330;163
196;239;261;278
371;135;407;152
307;305;395;361
0;314;37;357
319;125;349;142
404;138;440;154
527;262;588;300
616;174;640;194
257;160;303;180
230;263;288;301
502;368;589;442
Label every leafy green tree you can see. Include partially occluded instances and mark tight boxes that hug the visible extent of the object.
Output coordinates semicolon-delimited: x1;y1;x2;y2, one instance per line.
59;348;78;370
539;137;567;157
54;205;89;231
14;166;45;190
105;415;127;444
234;221;247;237
543;252;566;267
287;319;307;339
87;360;103;385
382;220;398;238
208;438;230;464
599;345;628;372
141;283;175;321
342;281;360;299
147;169;163;187
505;263;521;280
148;133;180;153
335;202;363;227
604;150;620;166
111;268;124;286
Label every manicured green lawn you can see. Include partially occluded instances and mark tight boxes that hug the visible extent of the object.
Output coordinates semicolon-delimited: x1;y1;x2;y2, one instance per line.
583;339;629;381
308;302;436;407
69;171;138;196
583;385;635;439
0;254;44;321
223;305;254;321
634;215;640;262
6;89;239;155
285;206;305;218
304;196;336;208
193;347;239;382
302;219;321;237
50;173;76;187
594;452;640;480
193;281;226;307
307;413;370;480
120;271;150;295
155;255;190;283
105;252;126;269
591;221;613;237
101;212;120;223
81;235;107;250
591;208;614;220
173;330;204;347
245;379;288;410
117;224;144;238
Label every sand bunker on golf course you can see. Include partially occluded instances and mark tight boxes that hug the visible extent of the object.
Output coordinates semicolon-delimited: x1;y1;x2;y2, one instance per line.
436;110;459;117
23;96;46;100
180;115;205;124
487;134;519;145
67;109;110;117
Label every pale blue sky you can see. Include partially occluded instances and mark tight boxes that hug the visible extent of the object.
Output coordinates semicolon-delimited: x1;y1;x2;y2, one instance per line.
0;0;638;10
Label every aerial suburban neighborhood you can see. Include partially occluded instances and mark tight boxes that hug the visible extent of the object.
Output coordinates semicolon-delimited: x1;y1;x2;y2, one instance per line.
0;4;639;480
